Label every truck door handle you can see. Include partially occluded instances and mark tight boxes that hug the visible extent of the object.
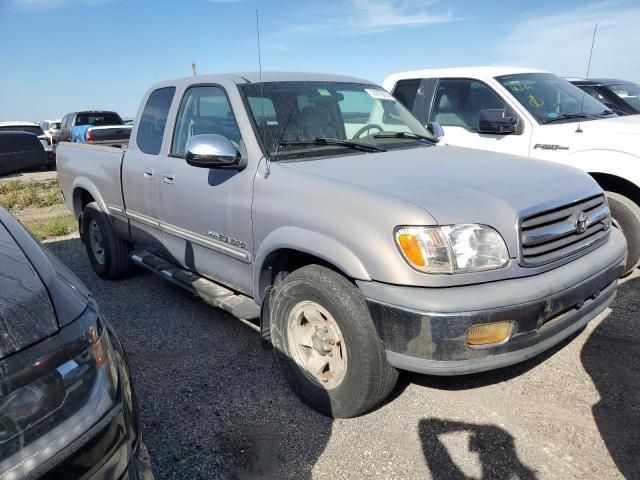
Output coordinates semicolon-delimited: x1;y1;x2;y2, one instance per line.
162;174;175;184
143;169;154;179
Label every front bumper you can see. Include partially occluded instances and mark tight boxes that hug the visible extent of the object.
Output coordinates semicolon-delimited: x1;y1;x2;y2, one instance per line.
359;228;627;375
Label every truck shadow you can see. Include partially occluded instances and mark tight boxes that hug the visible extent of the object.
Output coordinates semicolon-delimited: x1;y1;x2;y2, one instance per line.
45;237;331;480
580;275;640;479
418;418;537;480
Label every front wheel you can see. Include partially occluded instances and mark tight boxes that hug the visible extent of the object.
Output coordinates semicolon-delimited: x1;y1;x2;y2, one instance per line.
606;191;640;275
270;265;398;418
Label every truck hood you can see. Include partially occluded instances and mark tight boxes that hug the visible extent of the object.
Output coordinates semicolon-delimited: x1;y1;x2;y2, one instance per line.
0;223;58;359
552;114;640;136
282;145;601;255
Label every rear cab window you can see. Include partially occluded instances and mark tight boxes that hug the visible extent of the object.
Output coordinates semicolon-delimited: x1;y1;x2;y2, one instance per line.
136;87;176;155
75;112;123;126
390;78;436;123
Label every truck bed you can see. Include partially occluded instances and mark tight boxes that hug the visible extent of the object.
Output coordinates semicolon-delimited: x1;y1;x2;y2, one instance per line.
56;142;125;218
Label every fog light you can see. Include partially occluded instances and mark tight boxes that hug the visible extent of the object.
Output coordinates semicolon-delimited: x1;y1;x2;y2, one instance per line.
466;321;514;346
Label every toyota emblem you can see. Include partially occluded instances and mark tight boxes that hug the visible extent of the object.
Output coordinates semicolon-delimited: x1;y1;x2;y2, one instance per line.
576;211;588;234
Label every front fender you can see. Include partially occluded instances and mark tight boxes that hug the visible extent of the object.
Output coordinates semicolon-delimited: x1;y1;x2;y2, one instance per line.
253;226;371;303
567;150;640;188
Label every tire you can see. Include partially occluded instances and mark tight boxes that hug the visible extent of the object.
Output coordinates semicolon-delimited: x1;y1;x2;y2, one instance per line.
270;265;398;418
82;202;133;279
606;191;640;275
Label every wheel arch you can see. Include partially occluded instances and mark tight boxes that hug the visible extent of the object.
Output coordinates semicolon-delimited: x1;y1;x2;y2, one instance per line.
71;177;107;217
253;227;371;305
590;172;640;208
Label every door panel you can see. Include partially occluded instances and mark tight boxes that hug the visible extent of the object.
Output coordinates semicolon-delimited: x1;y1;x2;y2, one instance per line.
123;87;176;251
157;84;254;294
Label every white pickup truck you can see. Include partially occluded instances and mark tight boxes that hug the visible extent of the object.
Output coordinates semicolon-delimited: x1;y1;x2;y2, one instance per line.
383;67;640;274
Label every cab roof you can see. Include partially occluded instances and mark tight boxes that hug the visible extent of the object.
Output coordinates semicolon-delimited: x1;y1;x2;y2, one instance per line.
385;66;548;83
149;71;376;90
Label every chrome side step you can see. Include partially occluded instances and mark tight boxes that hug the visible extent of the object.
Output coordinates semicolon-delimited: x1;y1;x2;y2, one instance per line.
131;250;260;320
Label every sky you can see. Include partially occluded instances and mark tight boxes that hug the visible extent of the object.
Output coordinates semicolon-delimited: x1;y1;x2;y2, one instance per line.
1;0;639;120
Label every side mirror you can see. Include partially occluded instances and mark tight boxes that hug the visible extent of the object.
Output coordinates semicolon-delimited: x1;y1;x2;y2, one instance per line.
478;109;516;134
425;122;445;142
185;134;241;168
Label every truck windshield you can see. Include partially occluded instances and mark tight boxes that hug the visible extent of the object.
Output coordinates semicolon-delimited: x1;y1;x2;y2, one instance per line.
75;112;123;126
239;81;434;159
495;73;612;124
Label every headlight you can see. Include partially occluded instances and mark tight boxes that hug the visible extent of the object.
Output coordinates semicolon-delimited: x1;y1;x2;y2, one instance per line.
395;224;509;274
0;309;118;479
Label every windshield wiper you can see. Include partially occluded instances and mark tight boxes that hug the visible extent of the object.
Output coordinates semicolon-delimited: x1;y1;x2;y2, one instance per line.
542;113;596;124
278;137;385;153
597;109;616;116
373;131;436;143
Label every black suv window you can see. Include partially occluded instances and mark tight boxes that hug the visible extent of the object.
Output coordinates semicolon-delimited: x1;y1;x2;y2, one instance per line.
136;87;175;155
430;79;509;131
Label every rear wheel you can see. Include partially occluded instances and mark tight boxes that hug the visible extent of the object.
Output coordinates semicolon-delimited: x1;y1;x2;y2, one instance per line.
270;265;398;418
606;191;640;275
82;202;132;279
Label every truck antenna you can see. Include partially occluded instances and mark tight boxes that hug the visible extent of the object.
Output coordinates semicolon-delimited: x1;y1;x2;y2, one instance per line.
256;9;270;177
576;23;597;133
192;63;197;76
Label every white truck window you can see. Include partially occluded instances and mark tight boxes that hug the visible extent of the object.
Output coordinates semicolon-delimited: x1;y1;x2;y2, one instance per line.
431;79;508;132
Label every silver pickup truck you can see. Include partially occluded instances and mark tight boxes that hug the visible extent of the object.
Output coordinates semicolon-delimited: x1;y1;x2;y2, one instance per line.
57;72;627;418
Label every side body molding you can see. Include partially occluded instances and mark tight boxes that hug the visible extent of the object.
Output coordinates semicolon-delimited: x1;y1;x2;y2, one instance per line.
253;226;372;304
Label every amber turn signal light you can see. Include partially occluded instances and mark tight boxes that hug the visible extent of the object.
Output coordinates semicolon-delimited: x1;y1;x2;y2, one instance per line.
466;321;514;346
396;233;426;267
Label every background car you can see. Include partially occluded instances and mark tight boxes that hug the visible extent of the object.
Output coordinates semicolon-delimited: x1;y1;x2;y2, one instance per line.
0;121;56;165
0;206;153;479
55;110;130;146
40;118;62;143
569;78;640;116
0;131;50;174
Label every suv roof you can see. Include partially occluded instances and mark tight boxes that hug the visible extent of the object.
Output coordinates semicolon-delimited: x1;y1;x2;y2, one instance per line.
568;78;636;87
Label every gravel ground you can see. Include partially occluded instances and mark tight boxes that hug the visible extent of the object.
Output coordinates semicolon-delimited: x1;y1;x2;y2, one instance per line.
46;236;639;480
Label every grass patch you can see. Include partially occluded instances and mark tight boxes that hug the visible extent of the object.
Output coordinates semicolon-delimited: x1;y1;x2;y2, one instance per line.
18;214;77;240
0;179;63;212
0;179;75;240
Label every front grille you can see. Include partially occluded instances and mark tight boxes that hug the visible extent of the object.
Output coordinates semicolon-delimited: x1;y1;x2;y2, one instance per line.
520;194;611;267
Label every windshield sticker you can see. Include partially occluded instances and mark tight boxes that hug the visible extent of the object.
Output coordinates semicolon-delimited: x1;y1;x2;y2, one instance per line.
365;88;395;101
317;88;332;96
507;82;533;92
528;95;544;108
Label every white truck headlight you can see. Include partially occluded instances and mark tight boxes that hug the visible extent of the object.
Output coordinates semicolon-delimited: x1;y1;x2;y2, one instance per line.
395;224;509;274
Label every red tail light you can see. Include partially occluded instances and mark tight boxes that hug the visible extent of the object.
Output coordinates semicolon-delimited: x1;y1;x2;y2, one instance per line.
86;130;94;142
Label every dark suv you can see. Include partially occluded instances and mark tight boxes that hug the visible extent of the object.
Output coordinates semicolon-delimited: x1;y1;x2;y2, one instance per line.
569;78;640;115
0;207;153;479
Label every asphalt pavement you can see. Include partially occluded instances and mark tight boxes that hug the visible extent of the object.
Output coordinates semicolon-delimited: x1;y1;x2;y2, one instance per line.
46;236;640;480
